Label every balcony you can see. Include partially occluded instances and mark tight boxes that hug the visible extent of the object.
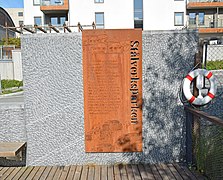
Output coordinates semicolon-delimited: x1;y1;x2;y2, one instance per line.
40;0;69;13
187;0;223;9
188;18;223;33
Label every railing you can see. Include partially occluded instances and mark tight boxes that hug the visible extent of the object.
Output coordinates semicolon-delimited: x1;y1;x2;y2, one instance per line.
3;22;96;35
188;18;223;29
185;106;223;179
40;0;64;6
188;0;223;2
0;45;15;60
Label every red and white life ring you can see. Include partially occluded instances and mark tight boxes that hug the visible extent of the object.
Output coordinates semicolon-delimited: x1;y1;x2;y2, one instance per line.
183;69;217;106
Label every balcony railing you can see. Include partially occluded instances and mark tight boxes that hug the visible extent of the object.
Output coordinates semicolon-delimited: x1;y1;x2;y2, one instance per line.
188;18;223;29
40;0;64;6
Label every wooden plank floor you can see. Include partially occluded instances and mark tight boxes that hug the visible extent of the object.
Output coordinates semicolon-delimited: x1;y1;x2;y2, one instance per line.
0;163;204;180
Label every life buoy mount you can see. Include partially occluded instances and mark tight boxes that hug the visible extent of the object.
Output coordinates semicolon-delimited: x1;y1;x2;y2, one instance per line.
182;69;217;106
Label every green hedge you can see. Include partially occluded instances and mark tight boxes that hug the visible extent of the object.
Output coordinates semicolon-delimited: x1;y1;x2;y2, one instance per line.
206;60;223;70
1;37;21;48
1;80;23;89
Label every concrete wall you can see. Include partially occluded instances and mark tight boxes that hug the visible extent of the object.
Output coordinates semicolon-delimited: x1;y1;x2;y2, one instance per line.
0;104;25;166
0;105;25;142
21;30;198;166
0;50;23;80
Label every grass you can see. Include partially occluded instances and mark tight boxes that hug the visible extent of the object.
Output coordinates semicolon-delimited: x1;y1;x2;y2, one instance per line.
206;60;223;70
0;80;23;95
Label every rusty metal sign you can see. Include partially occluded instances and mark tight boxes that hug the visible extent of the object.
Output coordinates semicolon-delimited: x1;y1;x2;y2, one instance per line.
83;29;142;152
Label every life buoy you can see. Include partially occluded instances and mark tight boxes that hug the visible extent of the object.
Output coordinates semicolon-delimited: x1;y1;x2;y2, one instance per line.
183;69;217;106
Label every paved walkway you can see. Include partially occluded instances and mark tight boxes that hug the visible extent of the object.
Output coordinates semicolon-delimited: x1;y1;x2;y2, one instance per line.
0;163;204;180
0;91;24;105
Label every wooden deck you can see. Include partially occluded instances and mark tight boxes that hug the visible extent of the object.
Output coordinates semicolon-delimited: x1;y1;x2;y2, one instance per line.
0;163;204;180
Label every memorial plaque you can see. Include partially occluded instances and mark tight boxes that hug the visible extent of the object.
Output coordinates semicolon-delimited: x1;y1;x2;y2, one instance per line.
83;29;142;152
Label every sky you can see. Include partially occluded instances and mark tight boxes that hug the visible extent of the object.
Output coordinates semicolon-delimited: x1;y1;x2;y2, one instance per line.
0;0;24;8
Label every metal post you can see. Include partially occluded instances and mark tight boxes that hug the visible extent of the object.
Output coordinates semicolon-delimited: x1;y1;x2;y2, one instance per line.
63;23;66;33
5;21;8;45
204;42;208;69
78;22;81;32
203;42;208;88
186;110;193;166
192;40;203;167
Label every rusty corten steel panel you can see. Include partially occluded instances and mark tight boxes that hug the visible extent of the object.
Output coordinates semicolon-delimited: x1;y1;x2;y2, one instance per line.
82;29;142;152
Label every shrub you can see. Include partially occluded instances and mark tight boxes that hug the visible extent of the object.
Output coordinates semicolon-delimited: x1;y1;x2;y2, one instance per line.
1;79;23;89
1;37;21;48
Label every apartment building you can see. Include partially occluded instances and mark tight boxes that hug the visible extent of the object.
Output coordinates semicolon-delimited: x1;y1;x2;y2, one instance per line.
187;0;223;41
144;0;186;30
5;8;24;27
23;0;186;31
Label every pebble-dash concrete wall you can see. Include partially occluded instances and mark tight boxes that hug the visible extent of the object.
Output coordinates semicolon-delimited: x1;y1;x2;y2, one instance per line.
142;31;198;163
21;31;198;166
0;104;26;166
0;104;25;142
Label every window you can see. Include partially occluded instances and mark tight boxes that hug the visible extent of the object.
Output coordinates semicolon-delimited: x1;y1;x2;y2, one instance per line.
174;12;184;26
134;0;143;20
49;16;66;25
60;17;66;25
189;13;196;25
95;12;104;28
34;17;42;25
33;0;40;5
19;21;23;26
134;0;143;29
95;0;104;3
198;12;205;25
50;17;58;25
45;14;68;25
18;12;23;17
